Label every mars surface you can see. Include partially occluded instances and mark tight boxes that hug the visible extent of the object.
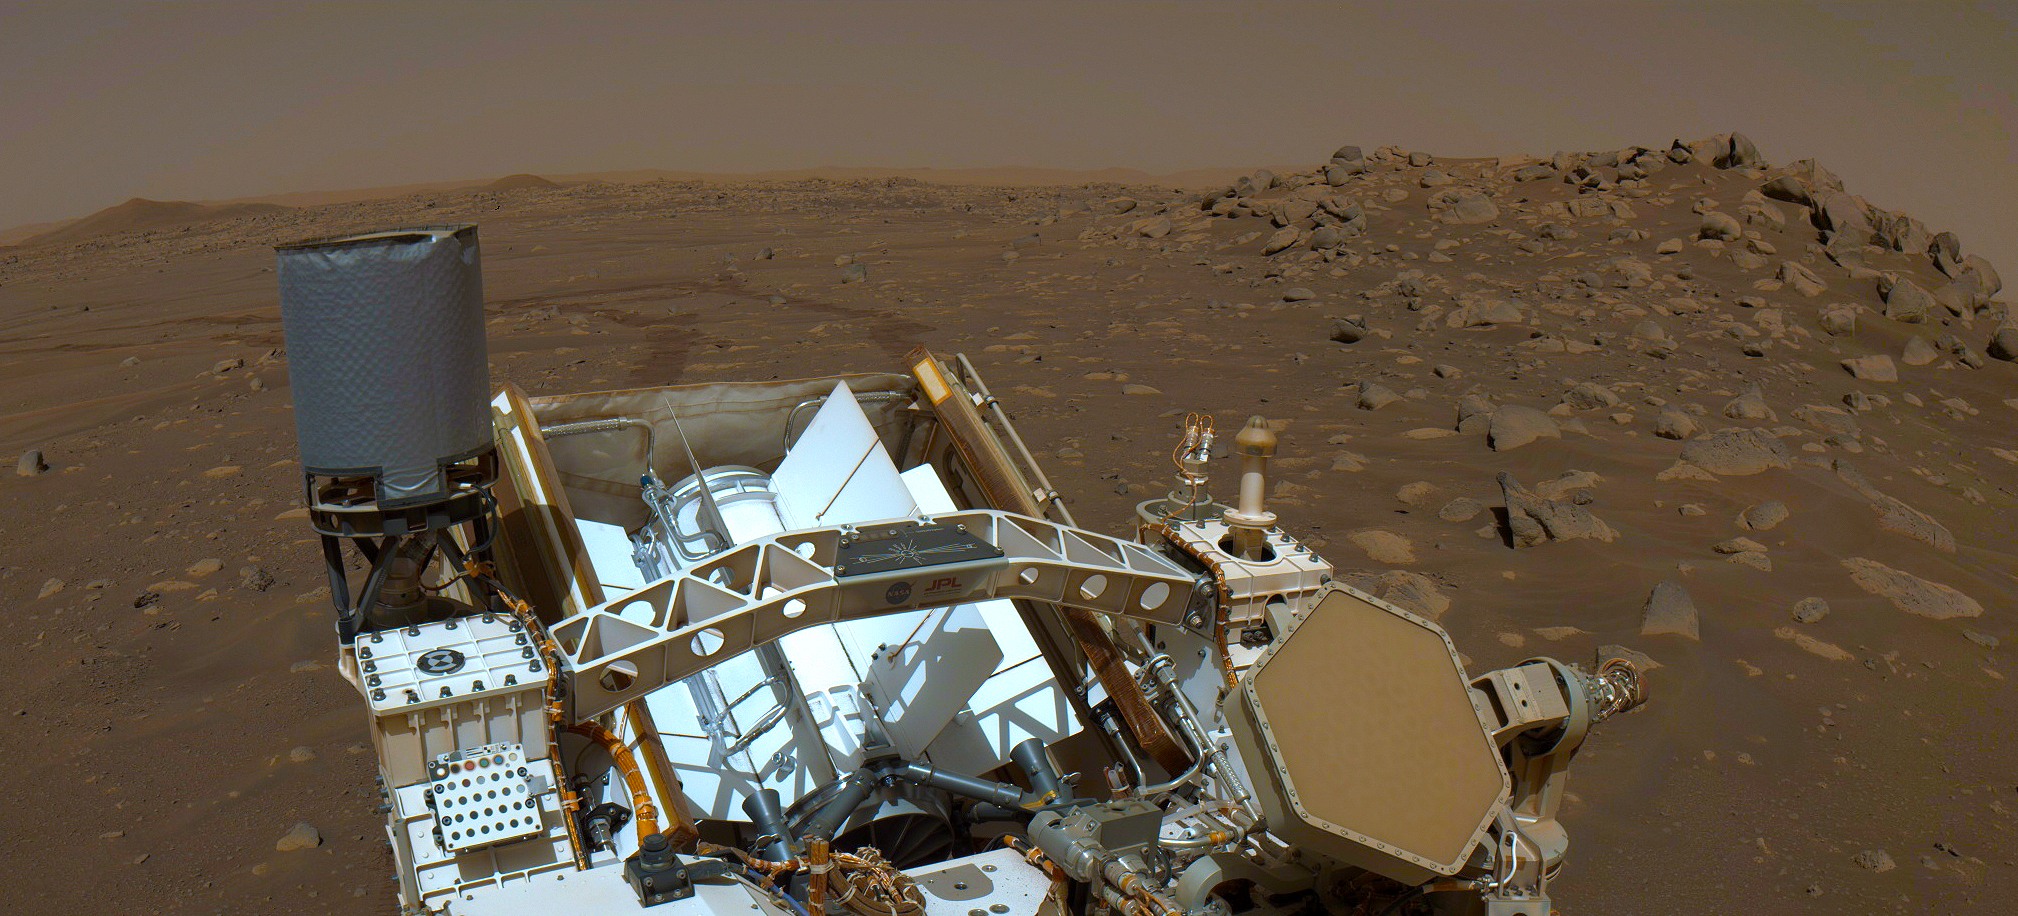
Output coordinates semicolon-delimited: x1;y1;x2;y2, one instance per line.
1;135;2013;914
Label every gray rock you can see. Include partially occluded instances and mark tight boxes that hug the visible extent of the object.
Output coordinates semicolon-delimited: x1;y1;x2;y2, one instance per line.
1900;336;1941;366
1792;597;1830;624
1438;497;1484;523
1953;255;2003;306
1565;382;1621;410
1282;287;1316;302
1722;386;1774;421
1319;195;1364;221
1741;501;1790;531
840;262;869;283
1329;317;1368;344
1678;428;1793;476
1456;394;1496;433
1262;226;1302;255
1640;581;1700;640
276;822;322;852
1929;231;1962;274
16;449;47;477
1376;570;1450;619
1852;850;1895;873
1137;217;1173;239
1819;305;1859;336
1612;257;1654;288
1653;408;1698;440
1487;406;1560;452
1842;558;1981;619
1874;212;1931;253
1760;176;1812;206
1834;461;1956;552
1717;132;1764;169
1499;472;1618;547
1779;261;1827;296
1356;383;1402;410
1793;404;1861;438
1812;189;1873;240
1879;275;1934;323
1698;210;1743;241
1513;164;1556;182
1419;169;1452;187
1426;188;1499;224
240;566;275;592
1841;355;1898;382
1988;325;2018;361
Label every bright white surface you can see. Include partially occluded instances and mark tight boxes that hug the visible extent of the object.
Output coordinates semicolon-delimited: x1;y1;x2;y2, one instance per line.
898;465;1074;775
575;517;648;594
630;385;1075;821
772;380;918;528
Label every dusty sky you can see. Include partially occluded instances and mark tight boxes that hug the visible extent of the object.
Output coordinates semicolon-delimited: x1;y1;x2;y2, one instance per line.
3;1;2013;269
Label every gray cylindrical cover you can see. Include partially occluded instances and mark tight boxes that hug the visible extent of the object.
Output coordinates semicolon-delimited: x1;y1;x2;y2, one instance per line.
277;226;491;505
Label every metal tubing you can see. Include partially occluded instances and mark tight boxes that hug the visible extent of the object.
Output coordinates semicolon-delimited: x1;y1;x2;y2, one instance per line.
743;789;793;862
1010;738;1067;804
889;761;1028;810
801;773;876;841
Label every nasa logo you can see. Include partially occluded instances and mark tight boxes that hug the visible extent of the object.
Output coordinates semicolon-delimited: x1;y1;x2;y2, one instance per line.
416;648;467;676
885;581;913;605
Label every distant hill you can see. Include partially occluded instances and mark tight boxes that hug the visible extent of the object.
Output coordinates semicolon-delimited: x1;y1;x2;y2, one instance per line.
483;174;563;191
21;197;289;247
1;164;1282;249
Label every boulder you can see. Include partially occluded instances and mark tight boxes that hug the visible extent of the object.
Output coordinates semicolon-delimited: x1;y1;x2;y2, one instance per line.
1716;132;1764;169
1640;581;1700;640
1375;570;1449;619
1487;406;1560;451
1834;461;1956;552
1878;275;1935;323
1900;336;1941;366
1760;176;1812;207
1498;472;1618;546
1988;325;2018;361
1699;210;1743;241
1740;501;1790;531
1722;386;1774;421
1842;558;1982;619
1841;355;1898;382
1426;188;1499;224
1677;428;1793;476
1653;408;1698;440
1261;226;1302;255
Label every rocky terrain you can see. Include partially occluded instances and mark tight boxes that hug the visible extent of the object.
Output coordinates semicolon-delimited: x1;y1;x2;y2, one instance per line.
1;133;2012;914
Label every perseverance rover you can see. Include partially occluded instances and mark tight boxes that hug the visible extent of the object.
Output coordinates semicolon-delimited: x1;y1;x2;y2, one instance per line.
275;226;1645;916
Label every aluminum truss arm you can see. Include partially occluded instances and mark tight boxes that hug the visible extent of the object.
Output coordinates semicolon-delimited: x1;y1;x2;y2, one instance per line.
551;510;1206;720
